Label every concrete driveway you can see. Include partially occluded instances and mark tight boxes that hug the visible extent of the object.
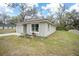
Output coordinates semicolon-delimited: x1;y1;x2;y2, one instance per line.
0;33;21;36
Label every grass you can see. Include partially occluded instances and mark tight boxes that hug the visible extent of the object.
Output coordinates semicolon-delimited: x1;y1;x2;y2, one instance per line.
0;29;16;34
0;31;79;56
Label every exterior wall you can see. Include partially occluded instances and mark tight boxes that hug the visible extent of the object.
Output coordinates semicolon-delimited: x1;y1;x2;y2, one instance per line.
27;24;32;35
26;23;47;37
16;23;56;37
16;24;23;33
45;23;56;36
26;23;56;37
38;23;47;36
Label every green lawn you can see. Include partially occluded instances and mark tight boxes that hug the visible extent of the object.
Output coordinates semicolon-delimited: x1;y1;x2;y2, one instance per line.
0;31;79;56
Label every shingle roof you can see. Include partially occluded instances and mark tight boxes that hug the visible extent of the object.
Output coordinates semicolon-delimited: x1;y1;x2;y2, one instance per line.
17;19;54;25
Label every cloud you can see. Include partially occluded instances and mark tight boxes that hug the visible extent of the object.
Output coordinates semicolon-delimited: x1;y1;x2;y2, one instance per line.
27;3;38;8
35;4;39;7
0;3;8;7
37;12;42;16
0;3;7;13
41;3;62;14
0;3;14;15
42;6;48;10
66;3;79;12
5;7;14;14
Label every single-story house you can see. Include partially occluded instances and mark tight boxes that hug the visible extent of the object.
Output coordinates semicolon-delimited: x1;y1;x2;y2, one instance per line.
16;19;56;37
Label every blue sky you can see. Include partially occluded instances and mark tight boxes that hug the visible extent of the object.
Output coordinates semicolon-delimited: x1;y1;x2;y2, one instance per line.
10;3;50;16
11;3;76;16
0;3;78;16
9;6;20;16
64;3;75;9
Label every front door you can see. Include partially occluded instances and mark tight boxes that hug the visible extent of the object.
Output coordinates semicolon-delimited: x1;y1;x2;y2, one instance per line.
23;24;27;34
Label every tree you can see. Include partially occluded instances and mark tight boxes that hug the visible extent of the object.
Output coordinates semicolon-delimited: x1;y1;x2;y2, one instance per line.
0;10;10;29
65;10;79;30
7;16;18;24
8;3;38;22
56;7;79;30
30;6;37;17
56;4;67;30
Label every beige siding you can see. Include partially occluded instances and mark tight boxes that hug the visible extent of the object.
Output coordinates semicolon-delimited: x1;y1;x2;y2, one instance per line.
16;23;56;37
26;23;46;36
19;23;47;36
43;23;56;37
38;23;47;36
36;23;46;36
16;24;23;33
27;24;31;35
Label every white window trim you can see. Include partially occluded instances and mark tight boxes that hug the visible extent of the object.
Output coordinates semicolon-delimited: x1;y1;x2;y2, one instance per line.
32;24;39;32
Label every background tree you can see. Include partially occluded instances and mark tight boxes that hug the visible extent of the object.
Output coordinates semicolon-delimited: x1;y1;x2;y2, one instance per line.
55;4;66;30
0;11;10;29
56;6;79;30
65;10;79;30
7;16;19;24
8;3;38;22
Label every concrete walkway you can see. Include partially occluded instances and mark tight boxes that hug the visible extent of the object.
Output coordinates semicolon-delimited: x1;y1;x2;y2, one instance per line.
0;33;21;36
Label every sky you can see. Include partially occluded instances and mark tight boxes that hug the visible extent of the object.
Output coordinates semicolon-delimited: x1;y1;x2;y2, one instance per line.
0;3;78;17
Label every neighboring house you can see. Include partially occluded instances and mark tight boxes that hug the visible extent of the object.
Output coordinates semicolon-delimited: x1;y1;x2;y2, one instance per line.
16;19;56;37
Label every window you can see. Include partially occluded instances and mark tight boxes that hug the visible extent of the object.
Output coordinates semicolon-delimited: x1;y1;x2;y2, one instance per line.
32;24;39;32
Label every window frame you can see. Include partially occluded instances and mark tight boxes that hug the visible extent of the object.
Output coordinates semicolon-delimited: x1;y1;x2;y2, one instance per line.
32;24;39;32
